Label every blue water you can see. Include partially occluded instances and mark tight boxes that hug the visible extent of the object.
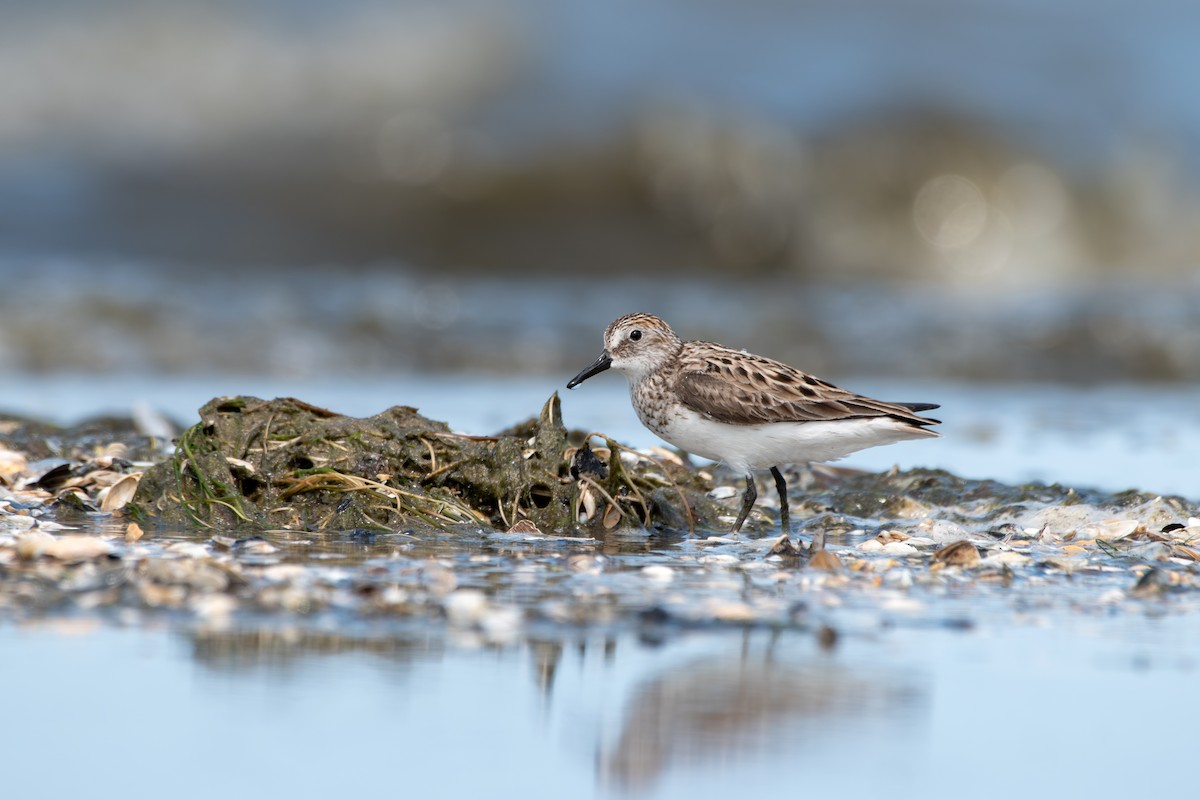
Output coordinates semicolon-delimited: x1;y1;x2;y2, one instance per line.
1;611;1192;800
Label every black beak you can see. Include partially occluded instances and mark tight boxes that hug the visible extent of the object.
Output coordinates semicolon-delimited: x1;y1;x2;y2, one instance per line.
567;352;612;389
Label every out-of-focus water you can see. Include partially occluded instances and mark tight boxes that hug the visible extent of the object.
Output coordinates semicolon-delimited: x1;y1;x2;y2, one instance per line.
2;259;1199;383
2;611;1194;800
5;1;1200;279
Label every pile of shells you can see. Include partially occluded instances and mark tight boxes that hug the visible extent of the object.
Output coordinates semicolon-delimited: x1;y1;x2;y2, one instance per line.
0;441;144;520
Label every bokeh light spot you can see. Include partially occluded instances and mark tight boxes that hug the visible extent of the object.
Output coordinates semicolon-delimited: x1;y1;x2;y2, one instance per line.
913;174;989;250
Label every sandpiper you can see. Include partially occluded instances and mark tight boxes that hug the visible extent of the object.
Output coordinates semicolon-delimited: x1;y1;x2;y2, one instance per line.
566;313;940;535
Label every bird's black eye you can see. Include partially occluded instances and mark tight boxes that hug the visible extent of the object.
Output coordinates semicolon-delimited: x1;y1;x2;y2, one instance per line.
630;330;642;341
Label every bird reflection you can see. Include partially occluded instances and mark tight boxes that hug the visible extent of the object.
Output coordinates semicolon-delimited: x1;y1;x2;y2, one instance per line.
600;640;922;792
529;639;563;695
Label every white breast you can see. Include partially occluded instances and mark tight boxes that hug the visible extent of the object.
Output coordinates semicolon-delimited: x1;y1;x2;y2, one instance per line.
655;404;937;472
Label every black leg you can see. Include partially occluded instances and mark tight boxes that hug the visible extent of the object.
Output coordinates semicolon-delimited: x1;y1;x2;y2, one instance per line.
731;472;757;533
770;466;790;533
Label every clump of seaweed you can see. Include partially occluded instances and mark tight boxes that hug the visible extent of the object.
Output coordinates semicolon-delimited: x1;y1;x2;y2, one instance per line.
130;394;726;534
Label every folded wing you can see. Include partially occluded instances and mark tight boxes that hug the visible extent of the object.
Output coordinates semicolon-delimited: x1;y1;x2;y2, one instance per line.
675;347;940;430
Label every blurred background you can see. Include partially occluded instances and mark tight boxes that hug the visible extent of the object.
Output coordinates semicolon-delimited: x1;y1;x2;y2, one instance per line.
2;0;1199;397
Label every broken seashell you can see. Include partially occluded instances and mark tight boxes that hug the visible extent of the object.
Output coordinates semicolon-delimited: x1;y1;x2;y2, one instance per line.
1081;518;1140;542
579;485;597;523
100;472;142;513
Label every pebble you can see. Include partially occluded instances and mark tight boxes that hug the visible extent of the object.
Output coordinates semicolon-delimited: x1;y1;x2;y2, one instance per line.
15;531;55;559
143;559;229;592
1128;542;1172;562
641;565;675;582
566;554;604;573
420;564;458;595
933;540;982;567
192;593;237;622
1082;519;1140;541
478;606;523;643
165;542;211;559
808;546;843;571
236;538;278;555
979;551;1033;568
258;564;307;582
442;589;490;626
1;515;37;531
881;542;919;556
903;537;936;548
914;519;971;542
881;595;923;612
701;599;756;622
44;536;113;562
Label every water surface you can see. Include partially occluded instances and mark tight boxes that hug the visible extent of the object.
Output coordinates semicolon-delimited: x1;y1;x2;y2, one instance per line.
2;610;1191;800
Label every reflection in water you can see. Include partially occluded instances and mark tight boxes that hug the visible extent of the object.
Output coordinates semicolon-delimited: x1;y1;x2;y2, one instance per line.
8;615;1200;800
601;639;922;792
189;626;445;674
530;638;564;696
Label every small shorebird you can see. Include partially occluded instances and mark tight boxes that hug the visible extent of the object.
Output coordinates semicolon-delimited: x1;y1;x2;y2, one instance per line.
567;313;940;535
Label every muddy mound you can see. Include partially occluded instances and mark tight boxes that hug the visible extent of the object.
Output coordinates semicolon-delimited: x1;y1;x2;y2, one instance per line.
130;394;725;534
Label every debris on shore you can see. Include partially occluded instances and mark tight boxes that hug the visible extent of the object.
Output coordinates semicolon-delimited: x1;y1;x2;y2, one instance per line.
2;396;1200;633
127;393;724;533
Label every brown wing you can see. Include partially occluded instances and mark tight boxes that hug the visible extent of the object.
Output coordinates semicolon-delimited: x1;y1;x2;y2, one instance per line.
674;344;939;428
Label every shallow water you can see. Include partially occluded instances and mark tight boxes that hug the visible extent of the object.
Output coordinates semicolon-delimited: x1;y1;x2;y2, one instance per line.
3;610;1194;800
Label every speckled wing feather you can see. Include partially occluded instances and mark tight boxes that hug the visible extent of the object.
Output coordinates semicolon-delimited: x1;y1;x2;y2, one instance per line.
674;342;940;428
